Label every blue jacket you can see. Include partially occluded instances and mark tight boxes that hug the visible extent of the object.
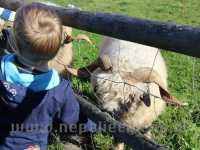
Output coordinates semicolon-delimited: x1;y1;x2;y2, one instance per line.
0;54;81;150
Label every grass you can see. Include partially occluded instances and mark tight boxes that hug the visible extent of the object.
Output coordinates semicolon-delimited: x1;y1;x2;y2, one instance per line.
38;0;200;149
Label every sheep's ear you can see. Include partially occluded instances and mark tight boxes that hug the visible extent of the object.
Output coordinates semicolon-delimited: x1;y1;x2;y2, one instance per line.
158;86;185;106
121;68;185;106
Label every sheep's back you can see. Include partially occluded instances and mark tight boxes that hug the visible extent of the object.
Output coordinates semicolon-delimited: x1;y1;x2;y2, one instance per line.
100;37;167;87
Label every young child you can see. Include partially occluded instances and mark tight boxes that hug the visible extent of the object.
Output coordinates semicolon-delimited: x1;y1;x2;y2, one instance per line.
0;3;94;150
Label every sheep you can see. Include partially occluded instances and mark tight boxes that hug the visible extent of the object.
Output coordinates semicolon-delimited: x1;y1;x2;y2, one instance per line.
67;36;182;150
93;37;167;149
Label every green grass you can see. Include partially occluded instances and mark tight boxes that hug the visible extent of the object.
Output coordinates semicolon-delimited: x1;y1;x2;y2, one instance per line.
39;0;200;149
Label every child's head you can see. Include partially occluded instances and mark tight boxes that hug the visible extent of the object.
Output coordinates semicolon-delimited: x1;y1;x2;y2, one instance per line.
13;3;62;66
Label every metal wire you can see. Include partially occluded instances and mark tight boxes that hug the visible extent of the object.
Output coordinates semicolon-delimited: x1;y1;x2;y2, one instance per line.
147;49;160;117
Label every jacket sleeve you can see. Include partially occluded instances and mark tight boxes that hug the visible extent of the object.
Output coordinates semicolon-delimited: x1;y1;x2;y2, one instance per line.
58;84;80;125
57;82;97;132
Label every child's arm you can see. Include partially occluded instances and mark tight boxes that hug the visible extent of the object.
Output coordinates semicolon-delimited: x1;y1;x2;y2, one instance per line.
58;83;80;125
56;82;97;132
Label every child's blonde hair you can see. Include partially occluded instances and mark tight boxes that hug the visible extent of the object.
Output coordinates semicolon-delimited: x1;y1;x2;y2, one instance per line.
13;3;62;64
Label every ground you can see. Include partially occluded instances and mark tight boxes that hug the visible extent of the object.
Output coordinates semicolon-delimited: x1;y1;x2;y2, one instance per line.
37;0;200;150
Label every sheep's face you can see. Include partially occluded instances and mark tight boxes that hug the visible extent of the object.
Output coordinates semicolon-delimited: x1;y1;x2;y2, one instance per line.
91;68;164;120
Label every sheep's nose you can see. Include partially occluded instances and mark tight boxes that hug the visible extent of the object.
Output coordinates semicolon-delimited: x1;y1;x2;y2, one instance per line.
140;93;151;107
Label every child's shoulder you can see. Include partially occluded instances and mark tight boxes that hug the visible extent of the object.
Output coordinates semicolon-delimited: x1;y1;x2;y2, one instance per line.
57;77;71;88
50;78;75;102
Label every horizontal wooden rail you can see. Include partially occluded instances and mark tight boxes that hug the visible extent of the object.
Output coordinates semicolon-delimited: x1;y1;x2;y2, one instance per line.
1;0;200;58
